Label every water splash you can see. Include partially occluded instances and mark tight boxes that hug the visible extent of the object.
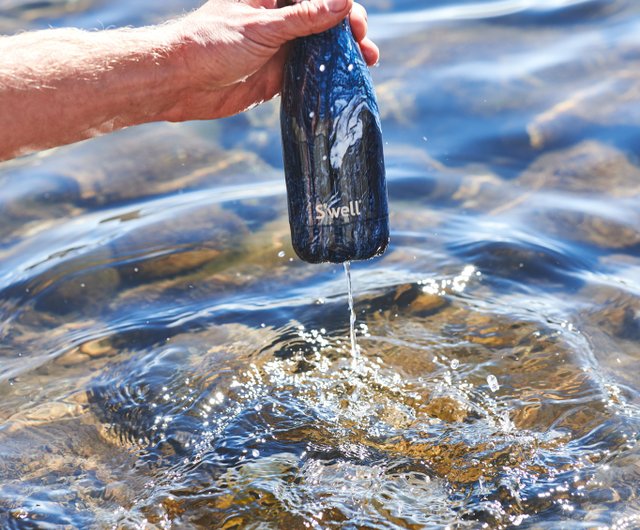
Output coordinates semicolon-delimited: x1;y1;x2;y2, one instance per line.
487;374;500;392
81;303;640;529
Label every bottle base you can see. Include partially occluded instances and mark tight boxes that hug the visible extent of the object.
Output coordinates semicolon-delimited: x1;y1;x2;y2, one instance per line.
291;219;389;264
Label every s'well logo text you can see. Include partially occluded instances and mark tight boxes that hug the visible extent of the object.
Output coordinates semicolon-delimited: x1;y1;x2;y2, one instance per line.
315;200;362;221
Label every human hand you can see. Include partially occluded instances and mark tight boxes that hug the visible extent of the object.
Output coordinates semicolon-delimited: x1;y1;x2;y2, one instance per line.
163;0;379;122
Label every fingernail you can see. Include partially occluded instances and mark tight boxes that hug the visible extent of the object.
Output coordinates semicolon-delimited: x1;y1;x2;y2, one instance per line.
326;0;347;13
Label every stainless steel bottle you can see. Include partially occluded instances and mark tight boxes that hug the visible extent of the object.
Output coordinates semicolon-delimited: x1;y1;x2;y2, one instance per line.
280;18;389;264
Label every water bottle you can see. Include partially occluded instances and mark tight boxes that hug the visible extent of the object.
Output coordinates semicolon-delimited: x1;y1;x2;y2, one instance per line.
280;17;389;264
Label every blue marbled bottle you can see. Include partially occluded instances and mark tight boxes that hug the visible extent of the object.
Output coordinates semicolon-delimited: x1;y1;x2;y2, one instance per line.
280;18;389;264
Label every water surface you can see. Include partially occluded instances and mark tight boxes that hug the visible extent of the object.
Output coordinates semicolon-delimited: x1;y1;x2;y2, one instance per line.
1;0;640;528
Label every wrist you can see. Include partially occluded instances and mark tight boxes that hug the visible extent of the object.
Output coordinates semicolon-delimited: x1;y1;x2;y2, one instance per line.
153;15;230;124
134;22;192;125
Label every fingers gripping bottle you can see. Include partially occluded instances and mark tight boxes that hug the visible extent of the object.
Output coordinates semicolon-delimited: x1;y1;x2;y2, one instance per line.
280;14;389;264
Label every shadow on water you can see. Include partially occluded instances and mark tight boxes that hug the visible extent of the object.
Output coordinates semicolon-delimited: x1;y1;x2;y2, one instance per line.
1;0;640;528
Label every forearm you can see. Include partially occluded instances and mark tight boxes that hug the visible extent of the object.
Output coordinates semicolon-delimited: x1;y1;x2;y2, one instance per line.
0;24;185;161
0;0;374;162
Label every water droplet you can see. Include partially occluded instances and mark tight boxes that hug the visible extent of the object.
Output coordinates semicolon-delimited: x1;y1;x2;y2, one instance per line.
319;64;326;72
251;449;259;458
348;64;354;71
450;359;460;370
487;374;500;392
278;251;285;258
309;111;315;118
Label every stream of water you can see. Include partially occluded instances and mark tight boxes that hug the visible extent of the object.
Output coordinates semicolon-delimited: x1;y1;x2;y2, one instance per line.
344;261;360;360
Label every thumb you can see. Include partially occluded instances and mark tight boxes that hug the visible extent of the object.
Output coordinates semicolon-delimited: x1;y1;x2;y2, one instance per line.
265;0;354;43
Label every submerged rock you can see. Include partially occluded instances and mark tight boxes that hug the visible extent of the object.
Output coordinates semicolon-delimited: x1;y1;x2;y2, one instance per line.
517;140;640;197
527;206;640;250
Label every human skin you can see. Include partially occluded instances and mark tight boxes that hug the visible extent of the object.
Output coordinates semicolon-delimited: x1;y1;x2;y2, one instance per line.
0;0;379;162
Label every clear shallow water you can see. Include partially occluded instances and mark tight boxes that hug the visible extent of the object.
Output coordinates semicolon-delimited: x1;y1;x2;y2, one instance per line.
1;0;640;528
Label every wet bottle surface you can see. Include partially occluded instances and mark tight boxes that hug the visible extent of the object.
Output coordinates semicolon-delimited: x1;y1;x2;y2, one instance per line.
280;18;389;264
